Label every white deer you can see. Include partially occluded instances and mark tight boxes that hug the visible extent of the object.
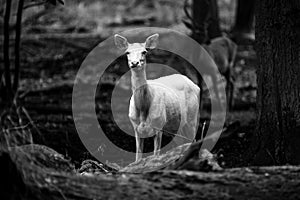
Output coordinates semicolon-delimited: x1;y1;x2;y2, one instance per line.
114;33;200;162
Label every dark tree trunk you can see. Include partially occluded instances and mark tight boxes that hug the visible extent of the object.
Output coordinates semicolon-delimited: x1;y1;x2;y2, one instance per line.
13;0;25;92
192;0;221;44
206;0;222;39
233;0;256;33
253;0;300;165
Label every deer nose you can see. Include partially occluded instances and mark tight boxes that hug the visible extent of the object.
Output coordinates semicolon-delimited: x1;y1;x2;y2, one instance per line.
131;61;140;66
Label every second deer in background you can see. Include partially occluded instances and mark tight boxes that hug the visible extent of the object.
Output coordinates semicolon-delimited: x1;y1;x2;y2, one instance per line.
203;36;237;110
183;0;237;110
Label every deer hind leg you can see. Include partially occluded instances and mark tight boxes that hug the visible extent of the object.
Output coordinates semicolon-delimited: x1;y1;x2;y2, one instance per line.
211;74;223;110
181;123;197;144
198;76;204;112
188;96;200;142
154;130;162;156
183;111;199;143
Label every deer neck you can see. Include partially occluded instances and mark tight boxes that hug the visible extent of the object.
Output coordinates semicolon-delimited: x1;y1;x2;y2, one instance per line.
131;68;148;92
131;67;153;121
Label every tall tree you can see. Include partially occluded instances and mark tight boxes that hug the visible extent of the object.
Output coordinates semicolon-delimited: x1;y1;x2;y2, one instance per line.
253;0;300;165
188;0;222;44
233;0;256;34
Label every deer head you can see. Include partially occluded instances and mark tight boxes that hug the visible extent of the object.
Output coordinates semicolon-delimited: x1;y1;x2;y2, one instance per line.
114;34;159;70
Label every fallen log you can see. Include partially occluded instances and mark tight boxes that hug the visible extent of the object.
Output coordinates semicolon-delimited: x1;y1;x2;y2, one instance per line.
1;144;300;200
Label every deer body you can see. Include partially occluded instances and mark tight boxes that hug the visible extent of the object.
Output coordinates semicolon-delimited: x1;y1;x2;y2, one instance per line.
114;34;200;162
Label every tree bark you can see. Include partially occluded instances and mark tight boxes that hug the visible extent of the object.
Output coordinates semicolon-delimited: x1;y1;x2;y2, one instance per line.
253;0;300;165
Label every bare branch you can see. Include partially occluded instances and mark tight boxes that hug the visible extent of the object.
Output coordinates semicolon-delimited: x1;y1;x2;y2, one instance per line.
13;0;25;92
183;0;193;22
23;1;47;10
183;0;201;32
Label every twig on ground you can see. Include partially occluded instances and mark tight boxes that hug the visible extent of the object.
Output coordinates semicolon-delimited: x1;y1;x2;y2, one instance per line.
21;107;43;138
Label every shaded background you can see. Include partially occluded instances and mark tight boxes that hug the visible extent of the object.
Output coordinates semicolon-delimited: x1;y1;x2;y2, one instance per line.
0;0;257;168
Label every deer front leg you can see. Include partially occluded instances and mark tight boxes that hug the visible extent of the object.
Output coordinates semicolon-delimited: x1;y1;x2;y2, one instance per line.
130;116;144;162
135;129;144;162
154;130;162;156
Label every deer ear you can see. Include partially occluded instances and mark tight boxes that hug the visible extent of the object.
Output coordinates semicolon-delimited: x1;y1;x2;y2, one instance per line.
145;33;159;49
114;34;128;50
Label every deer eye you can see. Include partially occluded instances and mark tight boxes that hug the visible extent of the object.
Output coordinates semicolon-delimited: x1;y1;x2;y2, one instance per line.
125;52;130;55
142;51;147;55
